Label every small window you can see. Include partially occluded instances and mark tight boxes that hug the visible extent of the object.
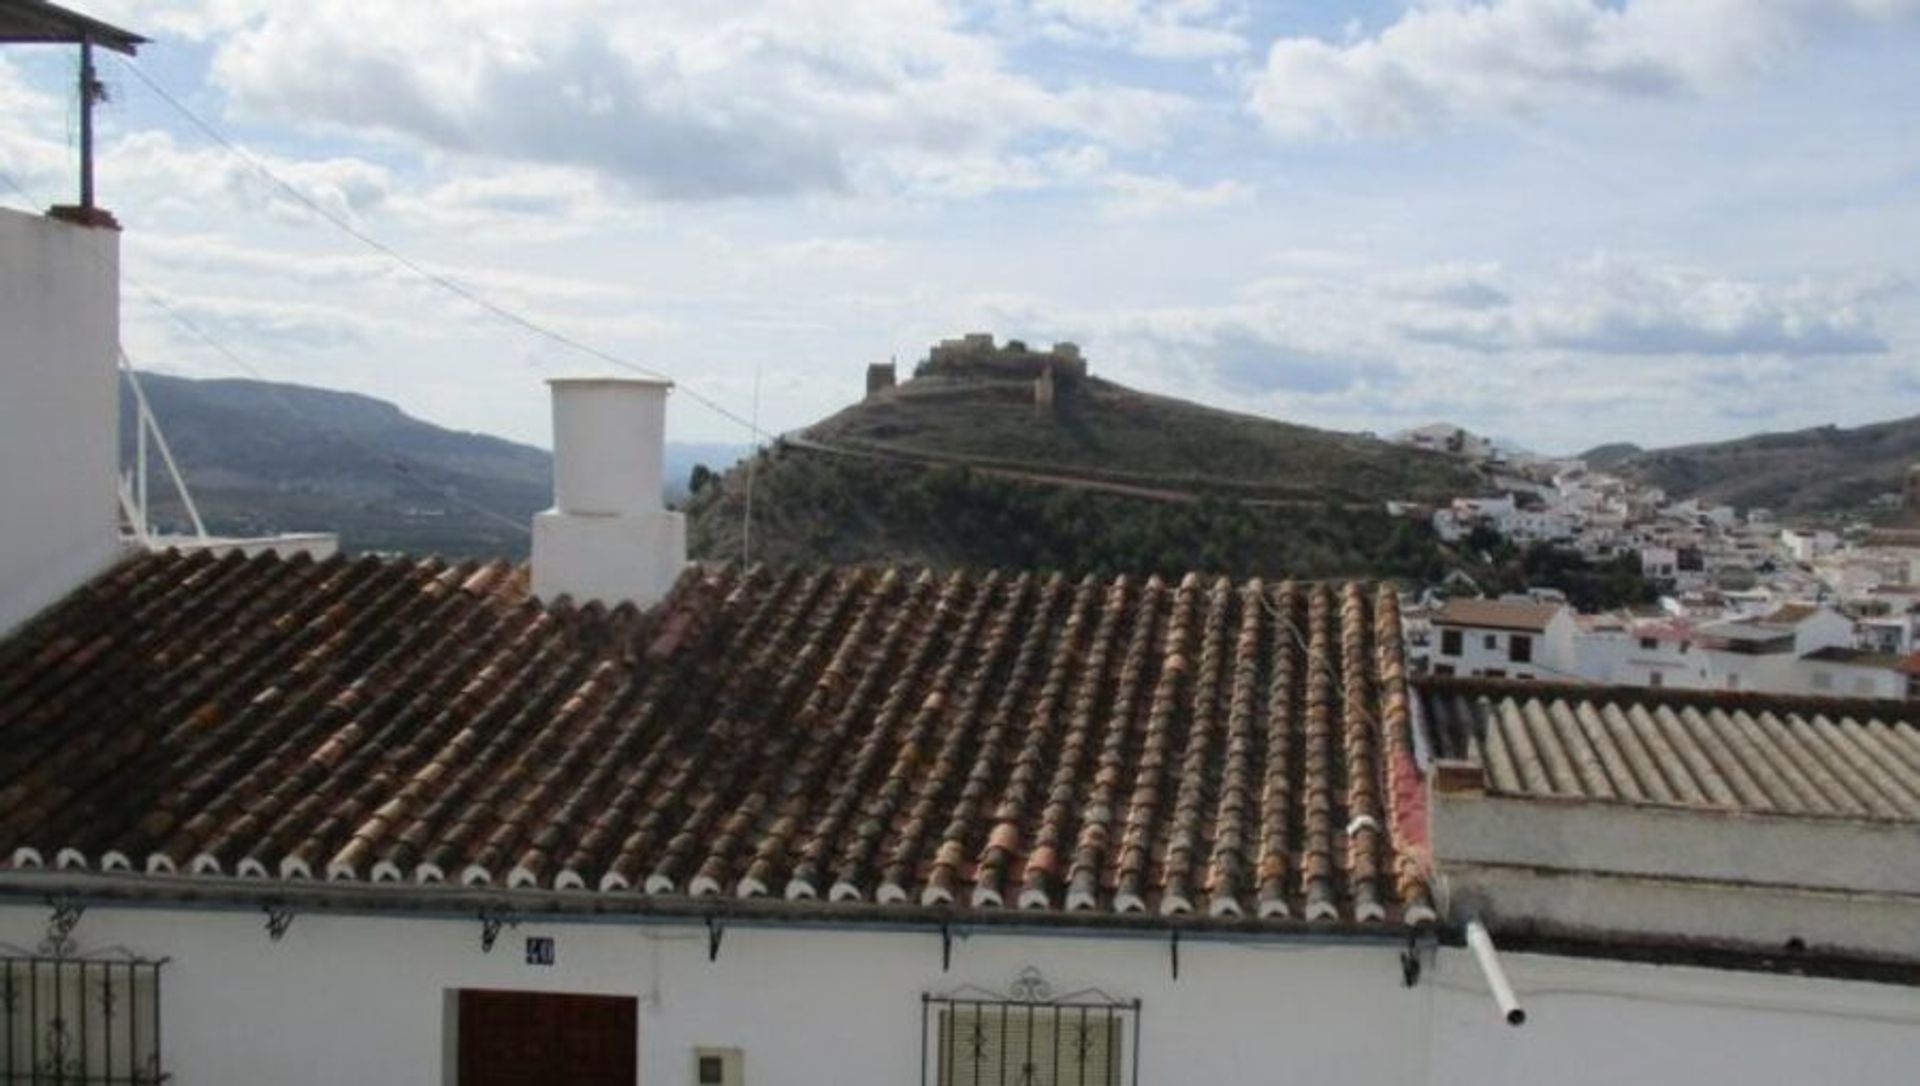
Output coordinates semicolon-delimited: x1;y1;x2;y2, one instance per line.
1;956;165;1084
1484;634;1498;651
1440;629;1462;656
1433;663;1456;677
932;1000;1133;1086
1509;635;1533;663
696;1048;743;1086
1639;637;1659;651
1483;669;1507;679
1649;671;1664;688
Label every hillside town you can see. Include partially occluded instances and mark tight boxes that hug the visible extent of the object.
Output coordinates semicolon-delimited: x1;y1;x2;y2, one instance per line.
1392;425;1920;699
6;4;1920;1086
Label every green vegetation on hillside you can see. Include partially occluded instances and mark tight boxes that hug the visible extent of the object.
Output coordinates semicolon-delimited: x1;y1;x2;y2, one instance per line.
688;449;1450;581
124;373;746;556
1461;528;1660;611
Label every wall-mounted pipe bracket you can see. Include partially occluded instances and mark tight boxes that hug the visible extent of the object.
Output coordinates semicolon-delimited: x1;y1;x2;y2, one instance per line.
478;908;518;954
263;902;295;942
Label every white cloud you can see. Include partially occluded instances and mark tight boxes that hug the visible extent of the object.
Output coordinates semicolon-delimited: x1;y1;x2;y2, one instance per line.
1098;172;1254;219
203;0;1198;200
1398;256;1891;357
1248;0;1920;140
1025;0;1249;58
104;130;392;224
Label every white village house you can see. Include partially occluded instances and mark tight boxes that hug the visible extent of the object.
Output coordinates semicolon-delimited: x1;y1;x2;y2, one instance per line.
5;14;1920;1085
1424;598;1580;681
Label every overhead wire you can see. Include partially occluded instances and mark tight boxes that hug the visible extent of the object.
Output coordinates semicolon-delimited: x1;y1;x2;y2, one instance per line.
0;164;533;539
114;56;774;444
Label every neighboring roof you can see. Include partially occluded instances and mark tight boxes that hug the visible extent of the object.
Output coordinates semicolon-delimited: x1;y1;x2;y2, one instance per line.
1695;620;1796;645
1865;527;1920;548
1431;598;1563;633
0;550;1432;927
0;0;145;53
1803;646;1910;671
1418;679;1920;822
1761;602;1822;625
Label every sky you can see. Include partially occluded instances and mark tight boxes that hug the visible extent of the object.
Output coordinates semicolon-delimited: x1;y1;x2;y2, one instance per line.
2;0;1917;453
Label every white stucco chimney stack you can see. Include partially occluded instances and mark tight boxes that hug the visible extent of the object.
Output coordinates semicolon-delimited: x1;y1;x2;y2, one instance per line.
531;377;686;610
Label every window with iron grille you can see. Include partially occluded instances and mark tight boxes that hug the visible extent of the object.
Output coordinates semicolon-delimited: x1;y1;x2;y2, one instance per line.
0;957;167;1084
922;973;1139;1086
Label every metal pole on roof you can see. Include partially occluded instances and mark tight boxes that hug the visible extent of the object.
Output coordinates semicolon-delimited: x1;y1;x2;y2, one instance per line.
77;34;95;209
120;354;210;541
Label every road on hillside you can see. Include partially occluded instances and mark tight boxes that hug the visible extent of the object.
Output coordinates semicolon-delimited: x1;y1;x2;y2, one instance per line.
783;434;1381;512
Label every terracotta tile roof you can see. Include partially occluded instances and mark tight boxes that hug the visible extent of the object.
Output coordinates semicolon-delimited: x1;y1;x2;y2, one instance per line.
0;550;1434;926
1418;679;1920;823
1431;598;1563;633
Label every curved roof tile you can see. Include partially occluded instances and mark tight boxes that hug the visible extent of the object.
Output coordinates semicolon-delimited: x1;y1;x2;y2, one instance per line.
0;550;1432;926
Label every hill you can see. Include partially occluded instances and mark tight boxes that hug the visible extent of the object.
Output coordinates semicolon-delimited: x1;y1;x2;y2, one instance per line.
1578;442;1643;470
807;371;1476;503
127;373;744;556
1601;414;1920;515
687;345;1482;580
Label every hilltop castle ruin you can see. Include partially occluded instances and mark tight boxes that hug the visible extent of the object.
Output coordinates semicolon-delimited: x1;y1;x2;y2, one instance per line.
865;333;1086;416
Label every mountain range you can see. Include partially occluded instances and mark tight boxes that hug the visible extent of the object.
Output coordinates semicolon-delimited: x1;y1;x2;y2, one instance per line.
124;373;745;557
1580;414;1920;516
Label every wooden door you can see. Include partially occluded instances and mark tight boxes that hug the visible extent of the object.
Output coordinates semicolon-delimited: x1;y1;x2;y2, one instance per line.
458;989;637;1086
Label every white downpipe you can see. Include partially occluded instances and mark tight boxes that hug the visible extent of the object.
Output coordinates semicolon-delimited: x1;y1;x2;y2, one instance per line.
1466;919;1527;1027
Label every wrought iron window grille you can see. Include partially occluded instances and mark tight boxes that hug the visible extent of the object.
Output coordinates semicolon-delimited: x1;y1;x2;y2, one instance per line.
0;947;169;1085
922;969;1140;1086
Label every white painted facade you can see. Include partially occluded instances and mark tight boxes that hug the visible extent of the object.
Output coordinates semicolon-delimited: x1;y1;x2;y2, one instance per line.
3;901;1917;1086
1430;609;1579;681
0;209;123;635
1801;657;1909;700
1571;625;1709;689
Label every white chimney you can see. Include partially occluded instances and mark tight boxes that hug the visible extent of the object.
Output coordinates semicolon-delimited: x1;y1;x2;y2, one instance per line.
531;377;686;610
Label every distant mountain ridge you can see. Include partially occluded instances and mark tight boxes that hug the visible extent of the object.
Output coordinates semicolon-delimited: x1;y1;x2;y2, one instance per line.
126;373;745;556
1586;414;1920;515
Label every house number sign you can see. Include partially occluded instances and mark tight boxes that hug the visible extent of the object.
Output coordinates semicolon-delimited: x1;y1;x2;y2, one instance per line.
525;936;556;966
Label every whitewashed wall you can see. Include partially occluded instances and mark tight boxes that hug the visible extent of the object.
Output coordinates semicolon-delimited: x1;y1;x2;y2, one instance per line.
2;903;1918;1086
0;209;122;635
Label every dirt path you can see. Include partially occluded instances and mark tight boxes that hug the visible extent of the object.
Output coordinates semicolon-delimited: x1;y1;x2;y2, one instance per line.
783;435;1380;512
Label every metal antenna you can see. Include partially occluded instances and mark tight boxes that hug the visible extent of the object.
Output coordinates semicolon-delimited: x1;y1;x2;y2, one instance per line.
118;354;208;544
742;364;762;565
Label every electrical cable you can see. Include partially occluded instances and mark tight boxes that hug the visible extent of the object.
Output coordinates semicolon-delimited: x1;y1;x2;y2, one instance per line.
0;165;534;539
115;57;772;443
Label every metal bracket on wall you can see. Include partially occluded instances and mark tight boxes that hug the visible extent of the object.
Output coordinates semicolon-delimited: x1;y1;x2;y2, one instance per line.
478;909;518;954
43;897;85;957
263;903;296;943
1169;929;1181;982
1401;927;1436;988
706;914;725;962
940;921;953;973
